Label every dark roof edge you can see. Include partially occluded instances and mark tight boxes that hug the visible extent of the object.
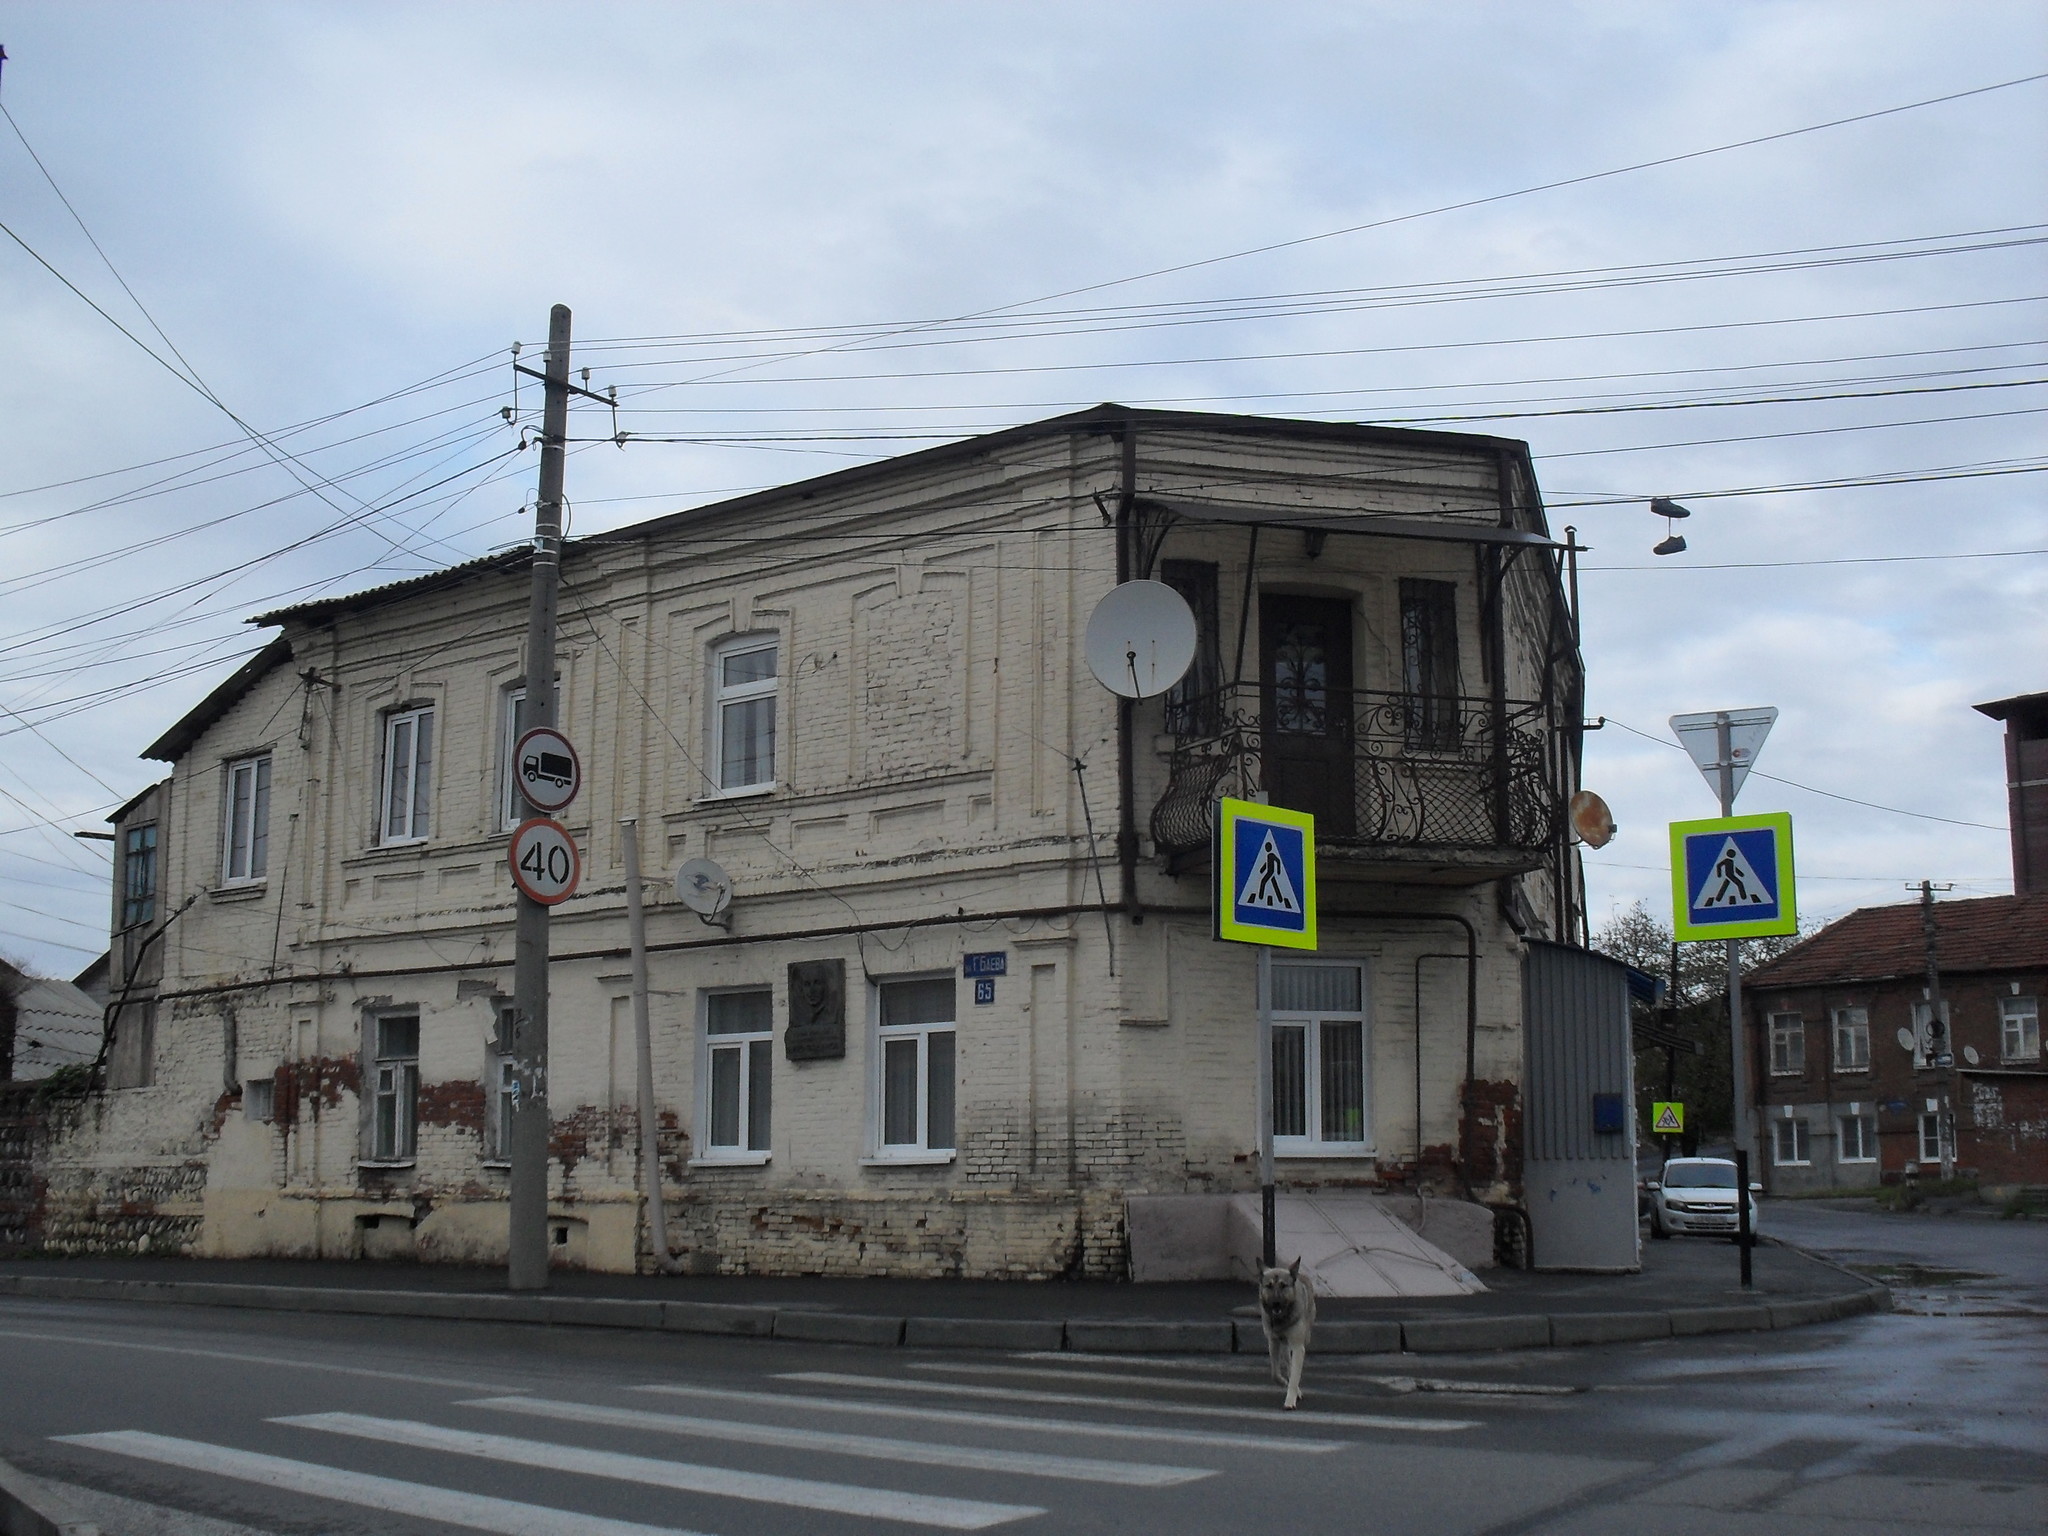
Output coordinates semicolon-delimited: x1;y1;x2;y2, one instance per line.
581;402;1540;553
142;635;295;764
1973;690;2048;722
106;778;169;826
250;548;529;630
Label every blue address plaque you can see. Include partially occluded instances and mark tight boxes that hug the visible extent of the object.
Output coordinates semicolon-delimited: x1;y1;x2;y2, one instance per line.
962;952;1008;978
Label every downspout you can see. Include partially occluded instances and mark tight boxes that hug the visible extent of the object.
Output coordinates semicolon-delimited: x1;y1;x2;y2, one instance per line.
1113;418;1141;924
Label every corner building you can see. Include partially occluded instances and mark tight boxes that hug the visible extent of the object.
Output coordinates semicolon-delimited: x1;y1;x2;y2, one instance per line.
49;406;1589;1276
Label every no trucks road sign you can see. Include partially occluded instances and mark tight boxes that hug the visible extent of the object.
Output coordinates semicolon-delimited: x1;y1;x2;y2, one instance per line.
1215;797;1317;950
1670;812;1796;941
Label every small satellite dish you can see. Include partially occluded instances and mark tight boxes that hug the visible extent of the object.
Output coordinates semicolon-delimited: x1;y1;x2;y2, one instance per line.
1568;790;1617;849
674;857;734;919
1963;1045;1981;1065
1896;1026;1916;1052
1085;580;1197;700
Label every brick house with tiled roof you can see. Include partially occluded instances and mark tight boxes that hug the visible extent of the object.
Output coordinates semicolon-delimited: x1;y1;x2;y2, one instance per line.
1744;893;2047;1192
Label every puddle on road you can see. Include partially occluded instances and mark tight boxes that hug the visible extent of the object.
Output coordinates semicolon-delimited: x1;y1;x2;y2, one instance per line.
1849;1263;1997;1286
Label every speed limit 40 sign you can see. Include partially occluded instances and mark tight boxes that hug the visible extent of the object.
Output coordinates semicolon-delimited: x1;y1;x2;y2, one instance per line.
509;817;581;905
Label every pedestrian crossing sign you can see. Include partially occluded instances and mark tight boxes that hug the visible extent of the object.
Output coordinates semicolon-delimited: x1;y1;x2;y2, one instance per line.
1652;1101;1684;1135
1215;797;1317;949
1670;812;1797;941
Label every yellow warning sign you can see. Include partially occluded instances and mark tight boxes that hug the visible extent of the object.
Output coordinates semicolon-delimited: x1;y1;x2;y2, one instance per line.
1651;1101;1685;1135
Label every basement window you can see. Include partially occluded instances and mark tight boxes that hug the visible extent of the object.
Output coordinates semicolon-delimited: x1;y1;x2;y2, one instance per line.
1771;1116;1810;1166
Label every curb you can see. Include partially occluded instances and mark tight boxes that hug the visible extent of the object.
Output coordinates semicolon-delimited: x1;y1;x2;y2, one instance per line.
0;1271;1889;1356
0;1456;99;1536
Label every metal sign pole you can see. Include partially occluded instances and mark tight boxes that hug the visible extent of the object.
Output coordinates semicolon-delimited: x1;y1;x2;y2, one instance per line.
1715;712;1756;1182
1257;943;1276;1269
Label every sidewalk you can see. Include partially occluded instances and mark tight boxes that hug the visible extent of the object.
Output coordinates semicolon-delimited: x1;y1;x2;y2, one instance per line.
0;1237;1887;1355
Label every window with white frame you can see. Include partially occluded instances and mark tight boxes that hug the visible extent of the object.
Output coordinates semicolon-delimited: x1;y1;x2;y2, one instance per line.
486;1006;517;1162
379;706;435;843
368;1014;420;1162
1272;962;1370;1154
1831;1006;1870;1072
712;637;777;792
498;687;528;830
244;1078;275;1123
700;990;772;1159
1768;1012;1805;1075
221;754;271;884
874;976;955;1158
1918;1110;1947;1163
2001;996;2040;1061
1839;1113;1875;1162
1911;1000;1952;1066
1771;1116;1810;1165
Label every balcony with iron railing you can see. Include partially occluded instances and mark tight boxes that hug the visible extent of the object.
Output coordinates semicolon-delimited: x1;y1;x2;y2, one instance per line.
1150;683;1563;880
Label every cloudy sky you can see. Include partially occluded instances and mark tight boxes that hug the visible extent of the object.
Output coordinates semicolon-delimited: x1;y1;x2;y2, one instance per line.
1;2;2042;977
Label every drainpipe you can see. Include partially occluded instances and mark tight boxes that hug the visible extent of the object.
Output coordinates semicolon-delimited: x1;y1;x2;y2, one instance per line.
622;817;685;1275
1113;419;1141;924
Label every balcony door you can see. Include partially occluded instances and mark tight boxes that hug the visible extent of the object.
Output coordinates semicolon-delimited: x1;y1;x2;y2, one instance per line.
1260;594;1355;836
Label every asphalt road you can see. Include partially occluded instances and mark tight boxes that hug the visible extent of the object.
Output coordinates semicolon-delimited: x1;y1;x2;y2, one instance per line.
1;1219;2041;1536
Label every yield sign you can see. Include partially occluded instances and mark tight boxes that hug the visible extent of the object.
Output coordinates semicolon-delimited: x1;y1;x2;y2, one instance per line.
1669;707;1777;804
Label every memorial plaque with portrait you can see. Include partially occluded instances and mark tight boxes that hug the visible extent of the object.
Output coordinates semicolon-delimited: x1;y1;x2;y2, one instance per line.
785;958;846;1061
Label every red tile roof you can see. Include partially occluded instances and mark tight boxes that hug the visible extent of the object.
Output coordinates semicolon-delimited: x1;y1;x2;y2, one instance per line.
1749;893;2048;987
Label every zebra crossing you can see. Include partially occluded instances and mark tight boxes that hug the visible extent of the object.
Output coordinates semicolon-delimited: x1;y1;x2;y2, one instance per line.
53;1353;1483;1533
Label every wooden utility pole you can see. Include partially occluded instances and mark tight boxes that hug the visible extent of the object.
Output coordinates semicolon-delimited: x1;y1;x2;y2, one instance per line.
507;304;570;1291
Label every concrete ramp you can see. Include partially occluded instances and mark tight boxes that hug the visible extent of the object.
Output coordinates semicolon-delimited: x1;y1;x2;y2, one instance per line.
1127;1192;1488;1297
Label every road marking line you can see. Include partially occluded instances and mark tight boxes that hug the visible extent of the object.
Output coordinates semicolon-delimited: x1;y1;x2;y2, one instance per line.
906;1361;1291;1395
777;1372;1479;1432
276;1412;1041;1530
462;1395;1212;1487
53;1431;703;1536
0;1324;519;1393
630;1383;1346;1453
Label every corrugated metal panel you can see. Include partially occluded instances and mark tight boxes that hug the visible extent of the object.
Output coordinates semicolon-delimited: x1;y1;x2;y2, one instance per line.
1524;941;1633;1164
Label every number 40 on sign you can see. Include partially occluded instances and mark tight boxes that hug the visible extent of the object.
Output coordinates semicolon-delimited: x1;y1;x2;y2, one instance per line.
509;817;581;905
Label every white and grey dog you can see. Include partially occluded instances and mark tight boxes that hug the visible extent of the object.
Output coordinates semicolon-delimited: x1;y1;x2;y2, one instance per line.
1257;1257;1317;1409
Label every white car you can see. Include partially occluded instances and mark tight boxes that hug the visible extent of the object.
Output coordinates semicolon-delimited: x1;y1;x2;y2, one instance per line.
1644;1157;1761;1241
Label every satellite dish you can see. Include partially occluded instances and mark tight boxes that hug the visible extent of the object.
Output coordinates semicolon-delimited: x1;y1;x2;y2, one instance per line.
1963;1045;1981;1065
1085;580;1197;700
1568;790;1616;849
674;857;734;919
1896;1026;1916;1052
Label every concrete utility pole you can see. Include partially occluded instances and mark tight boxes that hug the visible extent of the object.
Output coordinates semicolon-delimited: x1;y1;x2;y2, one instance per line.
1715;712;1756;1174
1918;878;1955;1177
507;304;571;1292
623;817;684;1274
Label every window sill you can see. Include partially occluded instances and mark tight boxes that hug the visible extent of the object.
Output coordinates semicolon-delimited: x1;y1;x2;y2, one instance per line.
357;1159;417;1171
690;1152;772;1168
209;882;267;903
1838;1157;1877;1164
696;783;777;804
1275;1146;1376;1159
860;1151;956;1168
480;1159;510;1170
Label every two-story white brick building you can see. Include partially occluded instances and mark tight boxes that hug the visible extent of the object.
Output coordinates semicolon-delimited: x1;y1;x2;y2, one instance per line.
43;405;1587;1277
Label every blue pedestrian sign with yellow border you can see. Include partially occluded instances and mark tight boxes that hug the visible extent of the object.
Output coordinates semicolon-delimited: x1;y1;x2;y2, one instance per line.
1215;797;1317;950
1670;811;1797;941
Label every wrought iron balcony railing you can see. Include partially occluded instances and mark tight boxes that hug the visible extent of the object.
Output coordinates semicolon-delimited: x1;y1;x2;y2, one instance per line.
1151;683;1562;860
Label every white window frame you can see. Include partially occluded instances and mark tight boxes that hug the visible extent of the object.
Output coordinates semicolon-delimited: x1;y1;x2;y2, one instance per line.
1838;1113;1876;1163
484;1004;517;1165
244;1078;275;1123
694;988;774;1166
1911;1000;1952;1068
1771;1115;1811;1166
867;974;956;1164
221;754;272;885
379;705;435;845
2001;996;2040;1062
498;686;529;831
709;635;778;797
1270;960;1372;1158
1768;1012;1805;1076
366;1013;420;1165
1830;1006;1870;1073
1917;1110;1947;1164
